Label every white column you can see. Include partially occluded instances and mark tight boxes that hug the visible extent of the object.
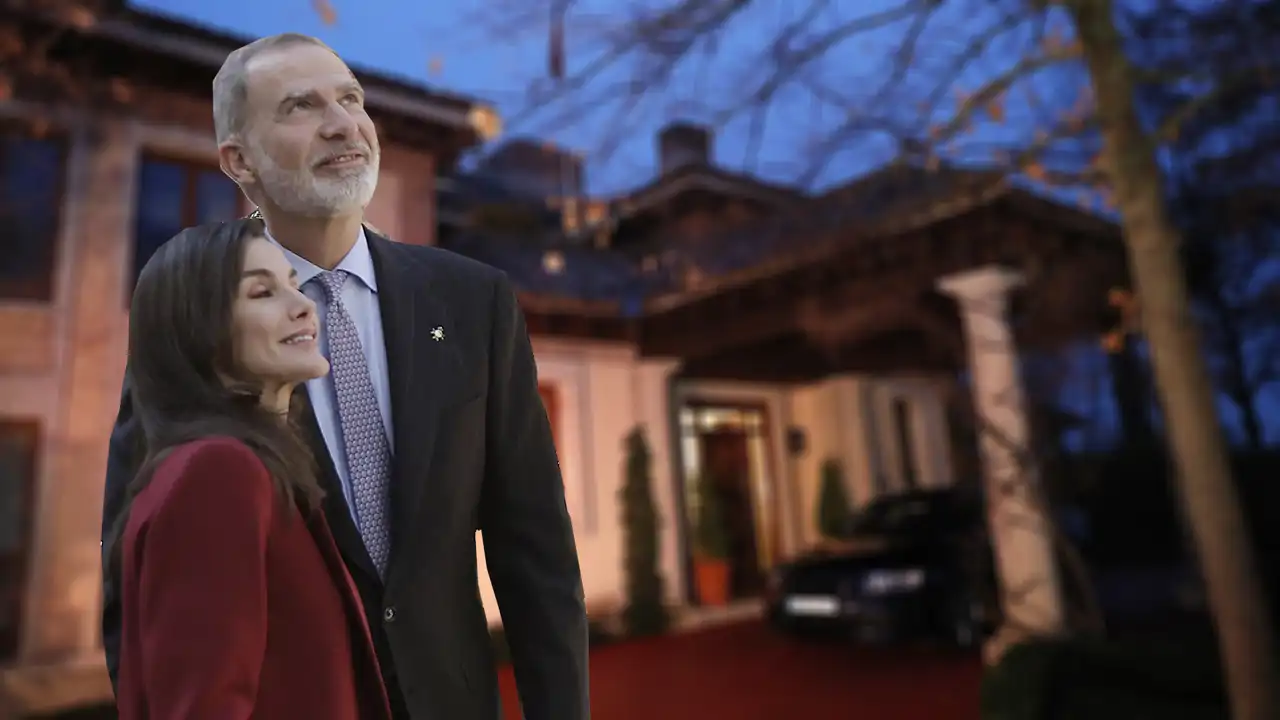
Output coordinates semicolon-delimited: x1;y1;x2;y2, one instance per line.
937;266;1065;651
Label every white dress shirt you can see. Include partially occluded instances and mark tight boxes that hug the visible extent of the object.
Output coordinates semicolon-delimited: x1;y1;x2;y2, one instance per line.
269;228;394;525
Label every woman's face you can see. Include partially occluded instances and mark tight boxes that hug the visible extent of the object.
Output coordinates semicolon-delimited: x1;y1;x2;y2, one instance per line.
228;236;329;395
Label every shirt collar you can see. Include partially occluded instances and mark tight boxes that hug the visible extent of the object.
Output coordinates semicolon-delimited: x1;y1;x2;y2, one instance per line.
267;226;378;293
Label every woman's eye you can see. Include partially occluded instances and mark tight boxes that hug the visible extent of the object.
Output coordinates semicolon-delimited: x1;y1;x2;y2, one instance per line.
249;289;272;299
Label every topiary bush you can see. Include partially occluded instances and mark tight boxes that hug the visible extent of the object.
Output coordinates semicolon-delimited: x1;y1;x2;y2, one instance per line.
619;427;670;637
816;458;851;539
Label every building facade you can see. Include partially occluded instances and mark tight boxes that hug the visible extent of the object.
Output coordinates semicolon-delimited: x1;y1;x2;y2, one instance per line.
0;4;1126;715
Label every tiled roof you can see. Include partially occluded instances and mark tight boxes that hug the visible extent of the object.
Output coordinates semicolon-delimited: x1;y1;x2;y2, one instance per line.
446;162;1010;309
444;233;660;315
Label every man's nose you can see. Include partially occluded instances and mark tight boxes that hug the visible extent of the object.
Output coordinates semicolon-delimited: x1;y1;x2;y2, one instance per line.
318;102;358;140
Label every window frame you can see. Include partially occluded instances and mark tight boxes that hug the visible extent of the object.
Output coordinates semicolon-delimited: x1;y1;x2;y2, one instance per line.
129;152;241;301
0;126;68;303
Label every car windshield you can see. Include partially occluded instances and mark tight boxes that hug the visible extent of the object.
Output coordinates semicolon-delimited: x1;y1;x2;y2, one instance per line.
847;495;940;536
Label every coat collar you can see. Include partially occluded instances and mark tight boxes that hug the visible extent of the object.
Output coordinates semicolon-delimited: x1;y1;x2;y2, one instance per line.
268;226;379;293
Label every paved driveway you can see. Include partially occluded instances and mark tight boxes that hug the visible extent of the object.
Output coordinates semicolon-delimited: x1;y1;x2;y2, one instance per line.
498;621;982;720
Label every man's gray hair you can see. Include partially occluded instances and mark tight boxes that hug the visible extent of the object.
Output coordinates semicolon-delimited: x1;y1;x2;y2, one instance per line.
212;33;338;144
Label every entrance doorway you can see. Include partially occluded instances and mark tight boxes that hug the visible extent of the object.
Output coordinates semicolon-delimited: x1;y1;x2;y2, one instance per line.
678;403;777;603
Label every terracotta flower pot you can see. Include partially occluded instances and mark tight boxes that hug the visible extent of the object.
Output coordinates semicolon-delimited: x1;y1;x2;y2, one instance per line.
694;557;731;607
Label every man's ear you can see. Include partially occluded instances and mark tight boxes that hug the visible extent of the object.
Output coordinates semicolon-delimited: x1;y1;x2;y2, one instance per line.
218;140;255;186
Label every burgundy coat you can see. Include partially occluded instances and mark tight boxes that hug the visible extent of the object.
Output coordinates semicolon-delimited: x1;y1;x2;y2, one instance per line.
115;437;391;720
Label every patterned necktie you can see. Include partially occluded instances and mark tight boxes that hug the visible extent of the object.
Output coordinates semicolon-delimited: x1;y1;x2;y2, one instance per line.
314;270;393;577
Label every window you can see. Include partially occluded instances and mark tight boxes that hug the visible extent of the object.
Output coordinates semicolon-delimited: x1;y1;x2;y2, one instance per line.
892;397;919;490
0;420;39;662
130;155;240;302
0;133;66;301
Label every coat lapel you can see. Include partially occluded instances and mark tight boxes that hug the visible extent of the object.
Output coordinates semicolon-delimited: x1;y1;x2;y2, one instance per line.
307;512;393;719
295;385;381;581
365;232;464;586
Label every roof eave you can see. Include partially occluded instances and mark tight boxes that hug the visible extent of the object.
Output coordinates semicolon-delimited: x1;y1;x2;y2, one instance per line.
87;9;501;148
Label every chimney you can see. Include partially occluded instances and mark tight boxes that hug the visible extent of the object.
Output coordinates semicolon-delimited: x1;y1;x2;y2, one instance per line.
657;122;712;175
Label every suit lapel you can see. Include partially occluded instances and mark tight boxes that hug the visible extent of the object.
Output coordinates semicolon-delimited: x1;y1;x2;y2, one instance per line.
295;385;381;581
365;232;464;585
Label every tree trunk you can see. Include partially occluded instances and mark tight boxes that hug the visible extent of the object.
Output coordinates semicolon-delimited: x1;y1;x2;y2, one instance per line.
1069;2;1277;719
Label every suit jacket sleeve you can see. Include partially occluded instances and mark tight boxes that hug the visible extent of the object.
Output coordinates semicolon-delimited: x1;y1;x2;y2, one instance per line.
132;439;274;719
479;275;589;720
101;368;142;692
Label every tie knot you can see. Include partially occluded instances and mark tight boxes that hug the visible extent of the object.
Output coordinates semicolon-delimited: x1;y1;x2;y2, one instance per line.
315;270;349;302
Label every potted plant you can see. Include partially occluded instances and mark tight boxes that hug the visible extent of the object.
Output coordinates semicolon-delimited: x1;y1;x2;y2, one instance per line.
816;458;851;543
692;472;732;606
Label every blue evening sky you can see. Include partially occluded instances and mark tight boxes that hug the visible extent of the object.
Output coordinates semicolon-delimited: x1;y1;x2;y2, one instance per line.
130;0;691;191
129;0;1074;196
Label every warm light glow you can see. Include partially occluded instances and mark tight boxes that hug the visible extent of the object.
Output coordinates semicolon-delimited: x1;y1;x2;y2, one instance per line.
1101;331;1124;354
467;104;502;141
542;249;565;274
584;200;608;225
561;197;580;233
1107;287;1131;307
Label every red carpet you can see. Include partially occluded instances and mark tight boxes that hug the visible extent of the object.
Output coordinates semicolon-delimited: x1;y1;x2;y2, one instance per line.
498;621;982;720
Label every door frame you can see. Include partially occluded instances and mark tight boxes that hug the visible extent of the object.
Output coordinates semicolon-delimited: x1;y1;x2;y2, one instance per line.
674;398;780;605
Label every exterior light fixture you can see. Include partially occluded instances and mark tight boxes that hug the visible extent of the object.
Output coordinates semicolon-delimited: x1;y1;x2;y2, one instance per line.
542;249;565;274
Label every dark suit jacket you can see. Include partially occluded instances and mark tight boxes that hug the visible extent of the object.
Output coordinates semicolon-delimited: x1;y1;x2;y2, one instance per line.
102;232;590;720
115;437;391;720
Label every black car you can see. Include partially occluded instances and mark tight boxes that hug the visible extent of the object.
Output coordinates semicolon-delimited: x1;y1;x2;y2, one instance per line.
766;487;998;647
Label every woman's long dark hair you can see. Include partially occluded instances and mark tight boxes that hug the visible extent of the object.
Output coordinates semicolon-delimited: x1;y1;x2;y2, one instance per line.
105;218;324;579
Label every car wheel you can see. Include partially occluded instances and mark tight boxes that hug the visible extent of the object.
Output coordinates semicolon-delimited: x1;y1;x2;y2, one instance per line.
952;616;976;648
851;621;891;645
949;598;984;649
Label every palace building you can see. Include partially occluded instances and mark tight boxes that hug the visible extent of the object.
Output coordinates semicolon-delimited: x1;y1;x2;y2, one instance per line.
0;2;1124;714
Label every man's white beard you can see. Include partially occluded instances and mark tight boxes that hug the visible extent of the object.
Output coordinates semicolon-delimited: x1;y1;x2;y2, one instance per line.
248;142;379;218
